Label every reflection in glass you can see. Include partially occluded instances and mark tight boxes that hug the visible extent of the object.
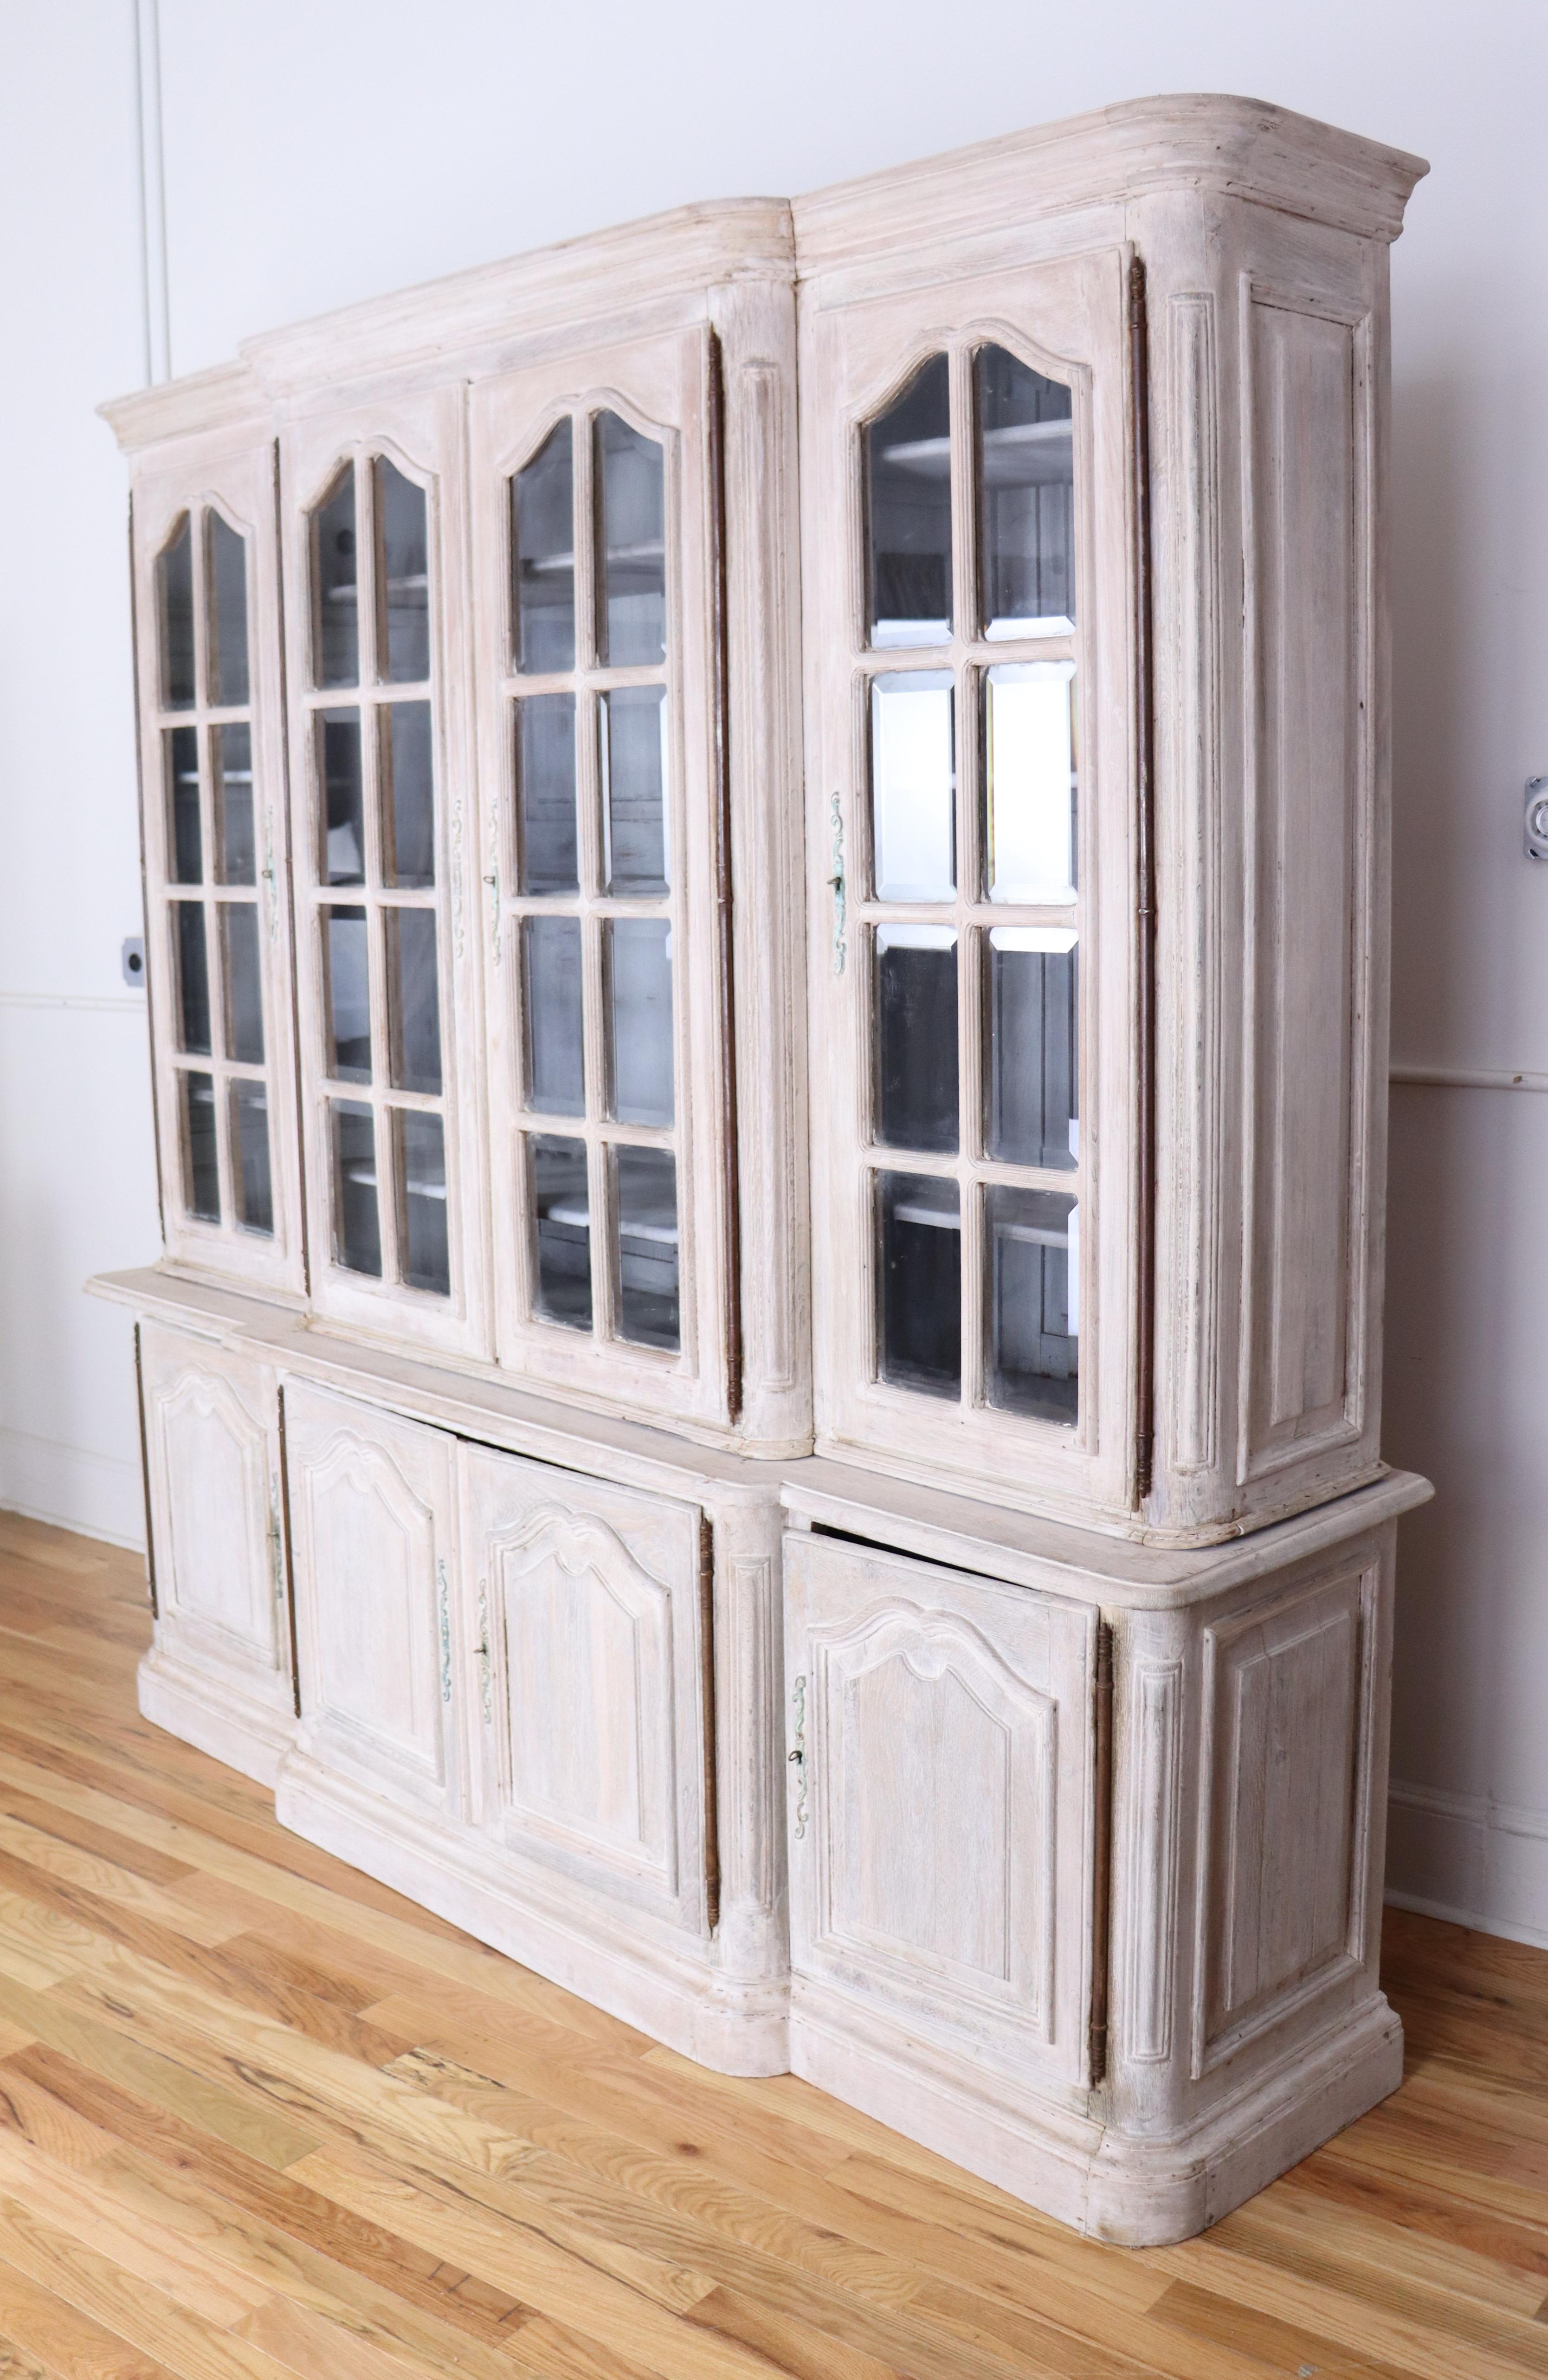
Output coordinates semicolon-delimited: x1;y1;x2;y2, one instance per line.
382;703;434;888
515;694;578;893
602;686;668;893
607;919;673;1126
529;1133;591;1328
214;723;254;883
866;355;952;647
976;346;1075;637
386;909;441;1094
182;1072;220;1221
167;727;201;884
176;902;211;1054
331;1099;381;1276
986;1184;1078;1420
871;673;955;900
512;423;575;674
523;915;583;1115
206;513;251;706
397;1110;450;1294
615;1145;679;1350
231;1082;272;1235
877;1170;960;1396
158;516;195;710
221;904;264;1064
876;925;958;1153
595;412;665;666
984;663;1077;903
987;929;1077;1169
376;459;429;684
320;710;365;885
313;469;359;688
323;906;371;1080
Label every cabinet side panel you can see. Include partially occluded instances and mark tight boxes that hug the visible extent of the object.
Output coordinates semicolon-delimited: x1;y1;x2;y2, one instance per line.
1239;290;1368;1477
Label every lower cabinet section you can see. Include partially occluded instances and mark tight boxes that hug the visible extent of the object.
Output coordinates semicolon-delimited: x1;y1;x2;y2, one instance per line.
136;1321;295;1785
271;1380;787;2076
125;1298;1425;2241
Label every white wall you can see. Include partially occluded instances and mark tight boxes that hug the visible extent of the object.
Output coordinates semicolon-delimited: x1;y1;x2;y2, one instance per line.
2;0;1545;1935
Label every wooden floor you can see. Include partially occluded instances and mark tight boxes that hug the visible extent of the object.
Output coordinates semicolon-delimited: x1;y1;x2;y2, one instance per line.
0;1521;1539;2380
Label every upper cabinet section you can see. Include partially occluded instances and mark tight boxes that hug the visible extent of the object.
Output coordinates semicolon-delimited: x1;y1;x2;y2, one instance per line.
119;399;305;1294
103;104;1425;1530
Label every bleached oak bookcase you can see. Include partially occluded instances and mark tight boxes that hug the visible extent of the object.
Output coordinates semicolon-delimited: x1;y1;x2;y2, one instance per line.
93;94;1432;2244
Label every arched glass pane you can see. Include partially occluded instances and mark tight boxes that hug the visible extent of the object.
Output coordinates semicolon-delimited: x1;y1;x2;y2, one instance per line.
376;459;429;683
865;355;951;649
512;423;575;674
158;516;196;709
976;346;1074;637
312;469;359;688
206;513;251;706
595;412;665;666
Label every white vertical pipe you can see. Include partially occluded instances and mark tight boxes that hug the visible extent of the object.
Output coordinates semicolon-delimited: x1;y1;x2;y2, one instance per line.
132;0;171;384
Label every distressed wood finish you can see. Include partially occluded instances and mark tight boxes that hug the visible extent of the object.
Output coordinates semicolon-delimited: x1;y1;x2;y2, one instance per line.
97;93;1431;2245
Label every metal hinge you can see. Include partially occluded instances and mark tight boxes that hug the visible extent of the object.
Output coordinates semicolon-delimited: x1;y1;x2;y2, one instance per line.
1088;1620;1115;2086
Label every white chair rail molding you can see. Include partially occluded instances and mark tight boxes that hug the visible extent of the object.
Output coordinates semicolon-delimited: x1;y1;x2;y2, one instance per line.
94;89;1431;2246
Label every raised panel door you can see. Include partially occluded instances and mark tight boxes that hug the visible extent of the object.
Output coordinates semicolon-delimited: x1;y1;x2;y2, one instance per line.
458;1440;709;1932
142;1322;286;1685
783;1530;1096;2082
284;1381;460;1814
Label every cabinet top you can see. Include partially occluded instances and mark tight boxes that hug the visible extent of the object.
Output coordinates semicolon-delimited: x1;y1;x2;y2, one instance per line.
100;93;1426;459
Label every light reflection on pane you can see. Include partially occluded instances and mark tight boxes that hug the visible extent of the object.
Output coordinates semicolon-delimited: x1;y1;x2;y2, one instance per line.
876;1169;960;1397
232;1082;272;1235
166;726;201;884
158;516;195;710
529;1132;591;1329
875;925;957;1154
523;915;584;1116
397;1110;449;1294
866;355;951;649
871;673;955;900
313;469;359;688
986;1183;1078;1421
516;694;578;893
214;723;254;884
513;423;575;674
595;412;665;666
986;928;1077;1170
607;918;673;1126
602;685;668;894
182;1072;219;1221
976;345;1075;638
331;1099;381;1275
376;459;430;684
206;513;251;706
382;702;434;888
984;663;1077;903
324;906;371;1080
615;1145;678;1351
320;710;365;885
221;904;264;1064
386;908;441;1094
176;902;211;1054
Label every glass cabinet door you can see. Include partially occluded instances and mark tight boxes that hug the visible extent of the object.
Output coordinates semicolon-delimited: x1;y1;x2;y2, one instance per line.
471;330;733;1430
282;392;488;1354
133;445;303;1289
801;252;1136;1515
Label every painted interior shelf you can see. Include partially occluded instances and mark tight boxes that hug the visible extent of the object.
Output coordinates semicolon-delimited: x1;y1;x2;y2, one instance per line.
96;91;1430;2246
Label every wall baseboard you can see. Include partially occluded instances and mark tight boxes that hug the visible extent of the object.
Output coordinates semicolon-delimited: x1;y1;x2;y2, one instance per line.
1387;1775;1548;1949
0;1428;144;1552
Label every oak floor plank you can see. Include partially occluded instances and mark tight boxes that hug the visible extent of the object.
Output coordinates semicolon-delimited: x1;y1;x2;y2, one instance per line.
4;1514;1548;2378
